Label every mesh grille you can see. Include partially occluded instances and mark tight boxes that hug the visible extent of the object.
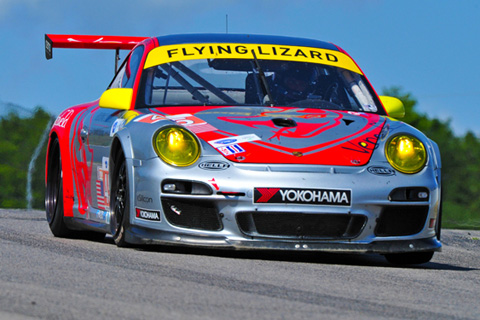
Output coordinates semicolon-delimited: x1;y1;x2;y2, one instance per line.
161;197;222;231
375;206;429;236
237;212;366;239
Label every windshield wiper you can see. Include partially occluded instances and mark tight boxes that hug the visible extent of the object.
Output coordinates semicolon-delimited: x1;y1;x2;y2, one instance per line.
251;50;275;106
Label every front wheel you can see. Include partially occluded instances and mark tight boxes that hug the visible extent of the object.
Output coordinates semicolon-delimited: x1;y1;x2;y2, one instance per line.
384;251;434;265
110;152;129;247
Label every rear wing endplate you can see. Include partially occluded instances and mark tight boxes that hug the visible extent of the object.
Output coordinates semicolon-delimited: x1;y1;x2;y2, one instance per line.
45;34;149;72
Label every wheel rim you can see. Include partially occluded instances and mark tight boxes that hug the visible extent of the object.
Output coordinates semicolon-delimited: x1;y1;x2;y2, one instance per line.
111;161;127;236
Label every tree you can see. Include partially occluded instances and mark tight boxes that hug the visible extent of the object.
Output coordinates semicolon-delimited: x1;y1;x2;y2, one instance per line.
0;107;52;208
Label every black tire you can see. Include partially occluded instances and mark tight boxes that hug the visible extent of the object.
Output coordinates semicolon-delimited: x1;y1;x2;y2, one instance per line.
436;189;443;241
45;138;73;237
384;251;434;265
110;151;129;247
82;231;106;242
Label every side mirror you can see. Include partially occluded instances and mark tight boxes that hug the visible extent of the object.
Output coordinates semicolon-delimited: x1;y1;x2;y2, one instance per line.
99;88;133;110
379;96;405;119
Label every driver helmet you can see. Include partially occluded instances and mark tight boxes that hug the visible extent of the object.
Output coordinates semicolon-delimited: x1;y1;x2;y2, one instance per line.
273;63;317;103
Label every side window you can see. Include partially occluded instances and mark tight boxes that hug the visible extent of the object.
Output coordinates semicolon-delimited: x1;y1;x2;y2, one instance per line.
109;56;129;89
122;46;145;88
108;45;145;89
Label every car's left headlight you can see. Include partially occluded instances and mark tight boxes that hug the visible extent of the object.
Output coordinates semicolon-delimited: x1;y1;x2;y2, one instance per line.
153;126;200;166
385;134;427;174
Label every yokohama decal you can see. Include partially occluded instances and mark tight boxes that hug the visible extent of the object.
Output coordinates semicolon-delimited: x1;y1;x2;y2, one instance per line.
136;208;161;221
254;187;351;206
255;188;280;202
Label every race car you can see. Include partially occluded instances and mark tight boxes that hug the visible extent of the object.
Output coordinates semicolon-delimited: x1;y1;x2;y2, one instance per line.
44;33;442;265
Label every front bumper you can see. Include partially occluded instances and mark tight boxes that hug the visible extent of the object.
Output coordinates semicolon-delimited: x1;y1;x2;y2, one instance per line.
125;155;442;254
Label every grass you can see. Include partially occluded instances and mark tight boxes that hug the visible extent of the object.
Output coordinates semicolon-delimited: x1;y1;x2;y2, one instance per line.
442;201;480;230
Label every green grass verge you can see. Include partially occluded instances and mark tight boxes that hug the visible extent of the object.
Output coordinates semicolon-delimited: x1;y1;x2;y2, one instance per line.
442;201;480;230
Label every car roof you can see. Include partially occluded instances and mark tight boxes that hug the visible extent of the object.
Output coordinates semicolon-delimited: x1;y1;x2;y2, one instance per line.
154;33;339;51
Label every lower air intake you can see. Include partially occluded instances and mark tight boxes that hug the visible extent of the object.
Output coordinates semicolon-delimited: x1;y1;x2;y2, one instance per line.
237;212;366;239
375;206;429;237
161;197;222;231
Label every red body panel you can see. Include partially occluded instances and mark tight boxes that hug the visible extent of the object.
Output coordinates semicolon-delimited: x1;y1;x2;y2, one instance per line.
149;106;385;166
47;102;98;217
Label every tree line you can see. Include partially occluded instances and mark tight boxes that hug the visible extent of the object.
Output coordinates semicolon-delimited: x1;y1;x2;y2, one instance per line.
0;90;478;229
0;107;51;209
383;87;480;229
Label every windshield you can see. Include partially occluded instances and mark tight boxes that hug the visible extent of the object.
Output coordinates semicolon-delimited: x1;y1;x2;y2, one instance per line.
137;58;382;113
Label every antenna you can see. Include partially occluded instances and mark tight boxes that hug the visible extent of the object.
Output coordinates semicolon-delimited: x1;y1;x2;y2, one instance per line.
226;14;228;33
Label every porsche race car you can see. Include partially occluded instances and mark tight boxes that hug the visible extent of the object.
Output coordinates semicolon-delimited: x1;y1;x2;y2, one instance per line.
44;33;442;265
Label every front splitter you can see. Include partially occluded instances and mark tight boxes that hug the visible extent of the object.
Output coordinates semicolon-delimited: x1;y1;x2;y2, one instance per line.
127;225;441;254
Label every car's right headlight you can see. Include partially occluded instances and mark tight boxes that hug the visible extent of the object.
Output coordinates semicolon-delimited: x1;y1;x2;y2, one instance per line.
153;126;200;167
385;134;427;174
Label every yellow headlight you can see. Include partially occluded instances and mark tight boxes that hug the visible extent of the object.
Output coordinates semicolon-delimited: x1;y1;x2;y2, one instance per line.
385;135;427;174
153;126;200;166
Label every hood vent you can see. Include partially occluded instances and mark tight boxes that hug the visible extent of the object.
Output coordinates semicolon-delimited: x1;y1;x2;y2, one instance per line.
271;118;297;127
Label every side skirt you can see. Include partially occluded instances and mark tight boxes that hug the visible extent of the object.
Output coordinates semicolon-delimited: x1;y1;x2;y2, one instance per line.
64;216;111;234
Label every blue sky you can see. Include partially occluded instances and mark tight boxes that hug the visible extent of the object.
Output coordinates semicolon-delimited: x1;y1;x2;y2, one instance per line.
1;0;479;135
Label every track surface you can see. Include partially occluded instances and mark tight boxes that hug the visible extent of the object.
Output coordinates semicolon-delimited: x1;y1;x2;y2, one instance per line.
0;209;479;320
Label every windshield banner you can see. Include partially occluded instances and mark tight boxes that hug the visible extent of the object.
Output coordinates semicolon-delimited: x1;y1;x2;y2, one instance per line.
144;43;362;74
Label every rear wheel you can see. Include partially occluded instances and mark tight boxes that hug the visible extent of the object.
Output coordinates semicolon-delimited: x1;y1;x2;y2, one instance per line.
384;251;434;265
110;151;129;247
45;138;73;237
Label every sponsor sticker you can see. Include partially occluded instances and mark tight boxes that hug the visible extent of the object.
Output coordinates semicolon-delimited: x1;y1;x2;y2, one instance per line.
53;109;74;128
94;210;109;223
136;208;161;222
218;144;245;156
110;119;126;137
134;113;216;133
254;187;351;206
102;157;109;170
137;194;153;203
144;43;363;75
367;166;395;176
208;134;261;148
96;157;110;210
167;114;217;133
198;161;230;170
134;114;166;124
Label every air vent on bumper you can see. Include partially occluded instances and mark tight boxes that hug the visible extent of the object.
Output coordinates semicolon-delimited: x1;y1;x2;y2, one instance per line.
237;212;366;239
161;197;222;231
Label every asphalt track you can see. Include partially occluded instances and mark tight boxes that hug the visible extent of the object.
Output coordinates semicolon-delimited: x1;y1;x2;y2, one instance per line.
0;209;479;320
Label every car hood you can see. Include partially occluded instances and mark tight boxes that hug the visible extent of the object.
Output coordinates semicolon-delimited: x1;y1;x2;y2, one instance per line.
150;106;386;166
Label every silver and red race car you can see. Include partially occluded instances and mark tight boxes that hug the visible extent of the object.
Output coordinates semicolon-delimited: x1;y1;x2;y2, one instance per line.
44;33;442;264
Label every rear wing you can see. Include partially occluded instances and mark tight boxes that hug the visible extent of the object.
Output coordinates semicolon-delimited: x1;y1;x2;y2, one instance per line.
45;34;149;71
